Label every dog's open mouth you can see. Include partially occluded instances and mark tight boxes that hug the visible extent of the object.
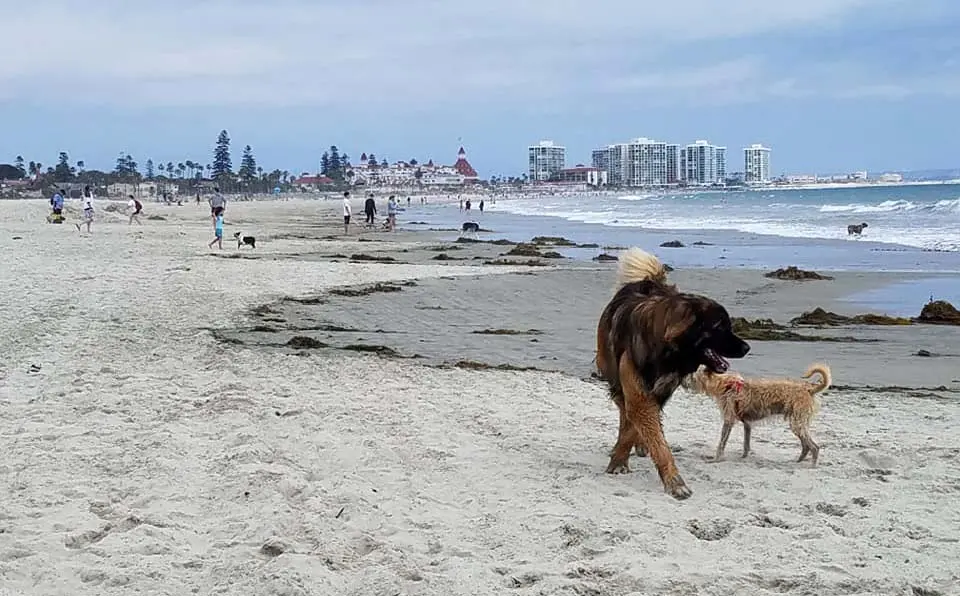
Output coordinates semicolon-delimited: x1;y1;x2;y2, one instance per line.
703;348;729;373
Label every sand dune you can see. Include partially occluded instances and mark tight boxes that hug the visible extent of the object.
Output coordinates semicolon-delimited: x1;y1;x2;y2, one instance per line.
1;199;958;595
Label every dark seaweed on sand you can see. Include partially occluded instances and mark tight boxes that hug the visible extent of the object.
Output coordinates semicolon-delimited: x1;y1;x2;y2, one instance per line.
731;318;874;342
764;266;834;281
918;300;960;325
350;253;396;263
791;307;912;326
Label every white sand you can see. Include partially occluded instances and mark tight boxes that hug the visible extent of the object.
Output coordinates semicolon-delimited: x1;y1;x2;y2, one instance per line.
1;199;958;595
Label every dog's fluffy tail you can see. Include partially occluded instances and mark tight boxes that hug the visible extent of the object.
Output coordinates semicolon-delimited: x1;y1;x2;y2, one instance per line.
615;248;667;289
802;363;832;394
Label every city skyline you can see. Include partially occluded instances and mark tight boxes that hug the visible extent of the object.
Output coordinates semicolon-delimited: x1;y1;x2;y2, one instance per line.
1;1;959;177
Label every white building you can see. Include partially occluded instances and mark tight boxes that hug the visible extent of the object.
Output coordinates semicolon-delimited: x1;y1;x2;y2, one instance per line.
743;144;771;184
592;138;679;187
347;147;479;188
528;140;566;182
879;172;904;183
680;140;726;185
107;181;167;198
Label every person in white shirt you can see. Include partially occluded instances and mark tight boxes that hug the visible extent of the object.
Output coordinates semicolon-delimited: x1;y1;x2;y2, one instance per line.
76;185;95;234
342;190;352;234
127;194;143;226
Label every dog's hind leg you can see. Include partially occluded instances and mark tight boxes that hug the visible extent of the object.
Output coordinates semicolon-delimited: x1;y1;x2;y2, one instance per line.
614;356;691;500
793;424;819;465
741;421;752;459
606;399;639;474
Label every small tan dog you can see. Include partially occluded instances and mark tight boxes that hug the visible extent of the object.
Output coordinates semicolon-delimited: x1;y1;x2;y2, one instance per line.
684;363;831;465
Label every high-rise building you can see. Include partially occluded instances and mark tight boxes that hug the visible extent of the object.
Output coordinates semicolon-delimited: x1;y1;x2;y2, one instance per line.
592;138;679;187
743;144;771;184
528;140;566;182
680;140;726;185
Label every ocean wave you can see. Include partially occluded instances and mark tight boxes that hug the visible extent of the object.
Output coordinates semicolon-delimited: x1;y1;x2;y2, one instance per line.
930;198;960;213
819;199;916;213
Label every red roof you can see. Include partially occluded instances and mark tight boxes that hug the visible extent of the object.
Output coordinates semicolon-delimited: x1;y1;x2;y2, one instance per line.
294;175;334;185
453;147;478;178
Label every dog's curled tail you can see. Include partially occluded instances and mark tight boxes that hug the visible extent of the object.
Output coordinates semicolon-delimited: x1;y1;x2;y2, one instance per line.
802;363;832;394
616;247;668;289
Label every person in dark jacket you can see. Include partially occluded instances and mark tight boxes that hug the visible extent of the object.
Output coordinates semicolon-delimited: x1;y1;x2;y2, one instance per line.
364;194;377;226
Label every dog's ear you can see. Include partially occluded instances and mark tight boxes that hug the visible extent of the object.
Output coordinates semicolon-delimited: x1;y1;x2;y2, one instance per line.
663;303;695;342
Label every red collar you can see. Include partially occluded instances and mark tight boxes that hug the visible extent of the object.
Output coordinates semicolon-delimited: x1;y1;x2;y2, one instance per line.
724;377;744;394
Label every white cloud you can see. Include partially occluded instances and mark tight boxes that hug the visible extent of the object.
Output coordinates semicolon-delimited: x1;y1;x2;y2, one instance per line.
0;0;948;108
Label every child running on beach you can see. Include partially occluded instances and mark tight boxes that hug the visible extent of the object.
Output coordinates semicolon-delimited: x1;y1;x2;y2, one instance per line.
209;213;224;249
75;186;94;234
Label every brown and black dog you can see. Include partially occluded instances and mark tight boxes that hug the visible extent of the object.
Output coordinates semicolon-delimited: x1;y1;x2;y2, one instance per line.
596;248;750;499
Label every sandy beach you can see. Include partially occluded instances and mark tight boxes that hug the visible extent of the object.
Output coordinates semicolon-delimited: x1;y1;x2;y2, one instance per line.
2;197;959;595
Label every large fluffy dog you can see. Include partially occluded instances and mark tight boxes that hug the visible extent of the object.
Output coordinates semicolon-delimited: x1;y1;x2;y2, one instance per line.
596;248;750;499
684;363;831;465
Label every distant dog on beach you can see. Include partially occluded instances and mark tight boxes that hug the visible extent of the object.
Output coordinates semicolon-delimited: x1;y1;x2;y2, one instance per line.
847;222;868;236
459;221;480;237
233;231;256;249
595;248;751;500
683;363;831;465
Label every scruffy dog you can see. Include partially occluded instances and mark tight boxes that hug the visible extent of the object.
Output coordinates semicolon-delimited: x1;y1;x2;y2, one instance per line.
684;363;831;465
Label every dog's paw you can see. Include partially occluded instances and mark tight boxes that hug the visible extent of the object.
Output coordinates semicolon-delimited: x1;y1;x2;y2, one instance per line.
664;476;692;500
605;462;631;475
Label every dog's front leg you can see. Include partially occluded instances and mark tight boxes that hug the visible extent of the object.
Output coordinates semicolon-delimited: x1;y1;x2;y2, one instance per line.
618;358;691;500
713;420;735;461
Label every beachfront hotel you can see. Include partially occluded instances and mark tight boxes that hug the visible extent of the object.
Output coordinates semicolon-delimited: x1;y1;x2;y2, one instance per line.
591;138;679;187
744;143;772;184
528;140;566;182
680;140;726;185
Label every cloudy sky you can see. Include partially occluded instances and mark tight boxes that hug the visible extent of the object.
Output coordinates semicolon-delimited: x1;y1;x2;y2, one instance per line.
1;0;959;177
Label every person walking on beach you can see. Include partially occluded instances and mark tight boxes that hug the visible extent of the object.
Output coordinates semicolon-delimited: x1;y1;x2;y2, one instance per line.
208;213;224;249
479;199;484;214
363;193;377;227
342;191;352;234
465;198;472;212
127;194;143;225
387;195;398;231
50;189;65;222
75;185;94;233
209;187;226;229
459;197;463;212
196;192;201;206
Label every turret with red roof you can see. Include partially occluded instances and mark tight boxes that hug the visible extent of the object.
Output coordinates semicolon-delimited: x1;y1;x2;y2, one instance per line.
453;146;478;182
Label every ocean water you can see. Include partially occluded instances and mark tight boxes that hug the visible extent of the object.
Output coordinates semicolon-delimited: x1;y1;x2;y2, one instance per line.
494;184;960;253
405;184;960;275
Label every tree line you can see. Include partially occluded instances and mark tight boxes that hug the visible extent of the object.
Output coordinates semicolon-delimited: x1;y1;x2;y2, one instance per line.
0;130;299;195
